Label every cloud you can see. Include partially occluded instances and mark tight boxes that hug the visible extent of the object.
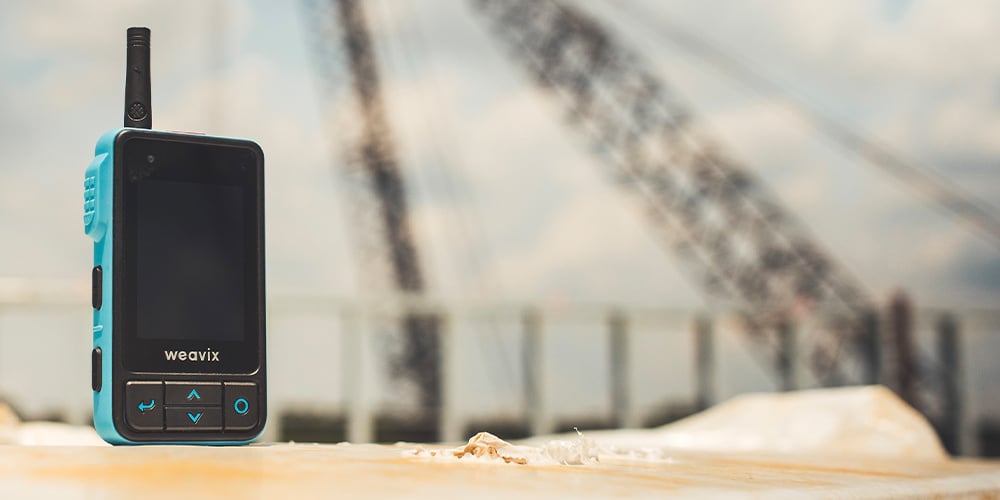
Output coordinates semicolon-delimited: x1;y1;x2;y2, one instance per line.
2;0;999;309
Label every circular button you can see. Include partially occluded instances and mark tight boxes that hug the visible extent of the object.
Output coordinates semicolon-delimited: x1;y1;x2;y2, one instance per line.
233;397;250;416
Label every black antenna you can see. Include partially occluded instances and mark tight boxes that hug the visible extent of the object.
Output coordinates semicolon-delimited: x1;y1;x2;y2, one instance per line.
124;27;152;129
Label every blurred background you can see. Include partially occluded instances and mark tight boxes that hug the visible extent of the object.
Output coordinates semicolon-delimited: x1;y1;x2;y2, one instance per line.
1;0;999;455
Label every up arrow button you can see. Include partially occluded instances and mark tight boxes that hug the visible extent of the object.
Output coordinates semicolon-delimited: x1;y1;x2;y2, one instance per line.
165;382;221;405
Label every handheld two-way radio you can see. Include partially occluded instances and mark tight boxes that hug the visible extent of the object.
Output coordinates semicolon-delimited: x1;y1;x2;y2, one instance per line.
84;28;266;444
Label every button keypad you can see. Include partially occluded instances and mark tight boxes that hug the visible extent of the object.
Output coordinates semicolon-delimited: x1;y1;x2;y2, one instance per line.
123;380;258;434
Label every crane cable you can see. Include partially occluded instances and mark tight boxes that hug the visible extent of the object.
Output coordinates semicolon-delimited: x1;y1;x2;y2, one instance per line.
373;0;518;394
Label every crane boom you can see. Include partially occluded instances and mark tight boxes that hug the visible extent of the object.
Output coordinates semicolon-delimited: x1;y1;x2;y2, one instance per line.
473;0;875;384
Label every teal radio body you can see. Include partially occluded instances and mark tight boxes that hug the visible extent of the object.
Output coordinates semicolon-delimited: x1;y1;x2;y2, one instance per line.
85;28;266;445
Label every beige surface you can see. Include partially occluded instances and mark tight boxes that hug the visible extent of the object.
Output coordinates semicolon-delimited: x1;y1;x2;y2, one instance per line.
0;443;999;498
1;387;997;498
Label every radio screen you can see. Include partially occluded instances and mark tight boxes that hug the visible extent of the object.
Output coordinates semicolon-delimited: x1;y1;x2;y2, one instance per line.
135;178;245;341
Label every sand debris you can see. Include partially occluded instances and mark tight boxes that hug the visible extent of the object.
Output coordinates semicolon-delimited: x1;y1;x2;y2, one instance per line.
408;430;600;466
452;432;528;464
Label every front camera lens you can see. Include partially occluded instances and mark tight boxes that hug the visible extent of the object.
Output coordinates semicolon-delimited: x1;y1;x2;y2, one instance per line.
146;155;155;164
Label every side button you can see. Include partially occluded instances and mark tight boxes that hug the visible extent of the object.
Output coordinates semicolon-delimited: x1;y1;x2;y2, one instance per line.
91;348;102;392
92;266;102;310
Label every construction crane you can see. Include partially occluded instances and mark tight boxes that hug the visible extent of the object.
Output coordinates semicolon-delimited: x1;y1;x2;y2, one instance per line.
304;0;950;424
471;0;879;387
304;0;442;414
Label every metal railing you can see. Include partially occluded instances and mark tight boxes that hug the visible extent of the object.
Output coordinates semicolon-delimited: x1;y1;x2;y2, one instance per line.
0;286;996;453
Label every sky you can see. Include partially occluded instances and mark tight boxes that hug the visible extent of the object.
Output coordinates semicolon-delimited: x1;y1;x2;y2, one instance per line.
1;0;998;307
0;0;998;444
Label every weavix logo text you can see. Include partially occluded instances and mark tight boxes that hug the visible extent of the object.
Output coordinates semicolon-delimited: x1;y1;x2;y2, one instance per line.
164;349;220;362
